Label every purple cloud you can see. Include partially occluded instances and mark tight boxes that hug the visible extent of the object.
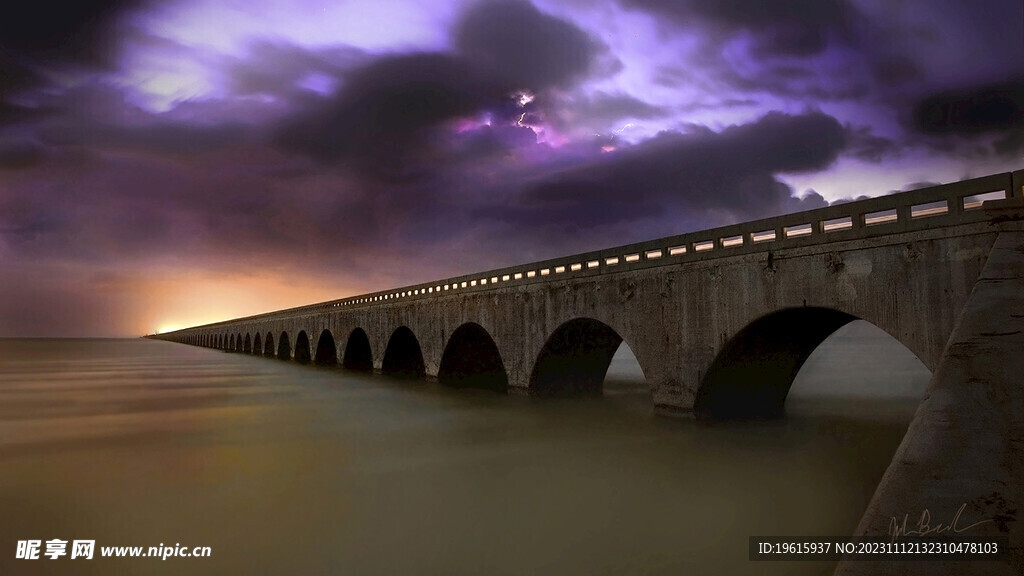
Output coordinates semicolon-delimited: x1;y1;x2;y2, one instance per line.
0;0;1021;336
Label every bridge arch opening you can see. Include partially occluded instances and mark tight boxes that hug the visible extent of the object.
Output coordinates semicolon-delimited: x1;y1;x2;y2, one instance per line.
264;332;275;357
243;333;252;354
439;323;508;393
529;318;625;397
229;334;235;351
253;333;262;356
382;326;425;379
693;307;930;420
294;331;311;364
343;328;373;372
235;333;243;352
315;330;338;366
787;319;932;418
277;332;291;360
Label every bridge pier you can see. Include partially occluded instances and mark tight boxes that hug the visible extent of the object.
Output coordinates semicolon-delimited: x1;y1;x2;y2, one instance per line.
836;226;1024;575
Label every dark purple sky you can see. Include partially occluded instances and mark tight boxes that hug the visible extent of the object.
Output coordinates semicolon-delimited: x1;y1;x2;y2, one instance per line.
1;0;1021;336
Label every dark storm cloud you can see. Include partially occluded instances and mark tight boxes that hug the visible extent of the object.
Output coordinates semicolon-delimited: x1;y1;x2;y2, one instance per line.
622;0;855;57
482;111;846;232
0;139;45;170
7;82;261;158
912;77;1024;139
274;52;502;177
845;125;899;163
3;111;851;291
898;76;1024;157
0;0;147;97
447;124;539;161
454;0;610;89
39;120;256;157
870;54;926;87
639;7;873;103
274;0;608;176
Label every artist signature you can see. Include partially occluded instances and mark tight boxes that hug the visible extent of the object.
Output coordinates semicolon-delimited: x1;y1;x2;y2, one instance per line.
888;503;992;543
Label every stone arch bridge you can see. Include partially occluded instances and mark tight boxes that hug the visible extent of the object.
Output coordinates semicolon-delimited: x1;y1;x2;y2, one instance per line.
155;171;1022;419
154;170;1024;574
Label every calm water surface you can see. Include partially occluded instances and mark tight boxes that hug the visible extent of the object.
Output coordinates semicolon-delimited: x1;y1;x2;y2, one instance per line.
0;323;929;575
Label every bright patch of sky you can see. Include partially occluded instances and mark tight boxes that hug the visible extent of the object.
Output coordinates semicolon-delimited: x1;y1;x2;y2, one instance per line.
120;0;467;110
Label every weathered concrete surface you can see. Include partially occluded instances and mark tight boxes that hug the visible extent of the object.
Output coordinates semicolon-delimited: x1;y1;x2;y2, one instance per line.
835;227;1024;576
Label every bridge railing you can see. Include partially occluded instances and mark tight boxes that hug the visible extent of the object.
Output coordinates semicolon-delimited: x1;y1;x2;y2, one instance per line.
180;170;1021;331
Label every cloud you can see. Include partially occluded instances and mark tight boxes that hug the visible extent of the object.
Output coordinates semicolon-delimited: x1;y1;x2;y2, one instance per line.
845;125;899;163
446;123;540;162
0;139;45;170
226;40;366;100
912;78;1024;135
908;77;1024;157
623;1;875;104
39;119;255;157
273;52;503;178
621;0;856;57
473;111;846;242
273;0;612;176
3;82;262;160
7;0;1017;339
550;91;668;134
454;0;610;89
0;0;147;97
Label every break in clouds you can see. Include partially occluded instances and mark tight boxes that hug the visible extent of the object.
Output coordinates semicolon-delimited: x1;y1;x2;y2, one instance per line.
0;0;1021;335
